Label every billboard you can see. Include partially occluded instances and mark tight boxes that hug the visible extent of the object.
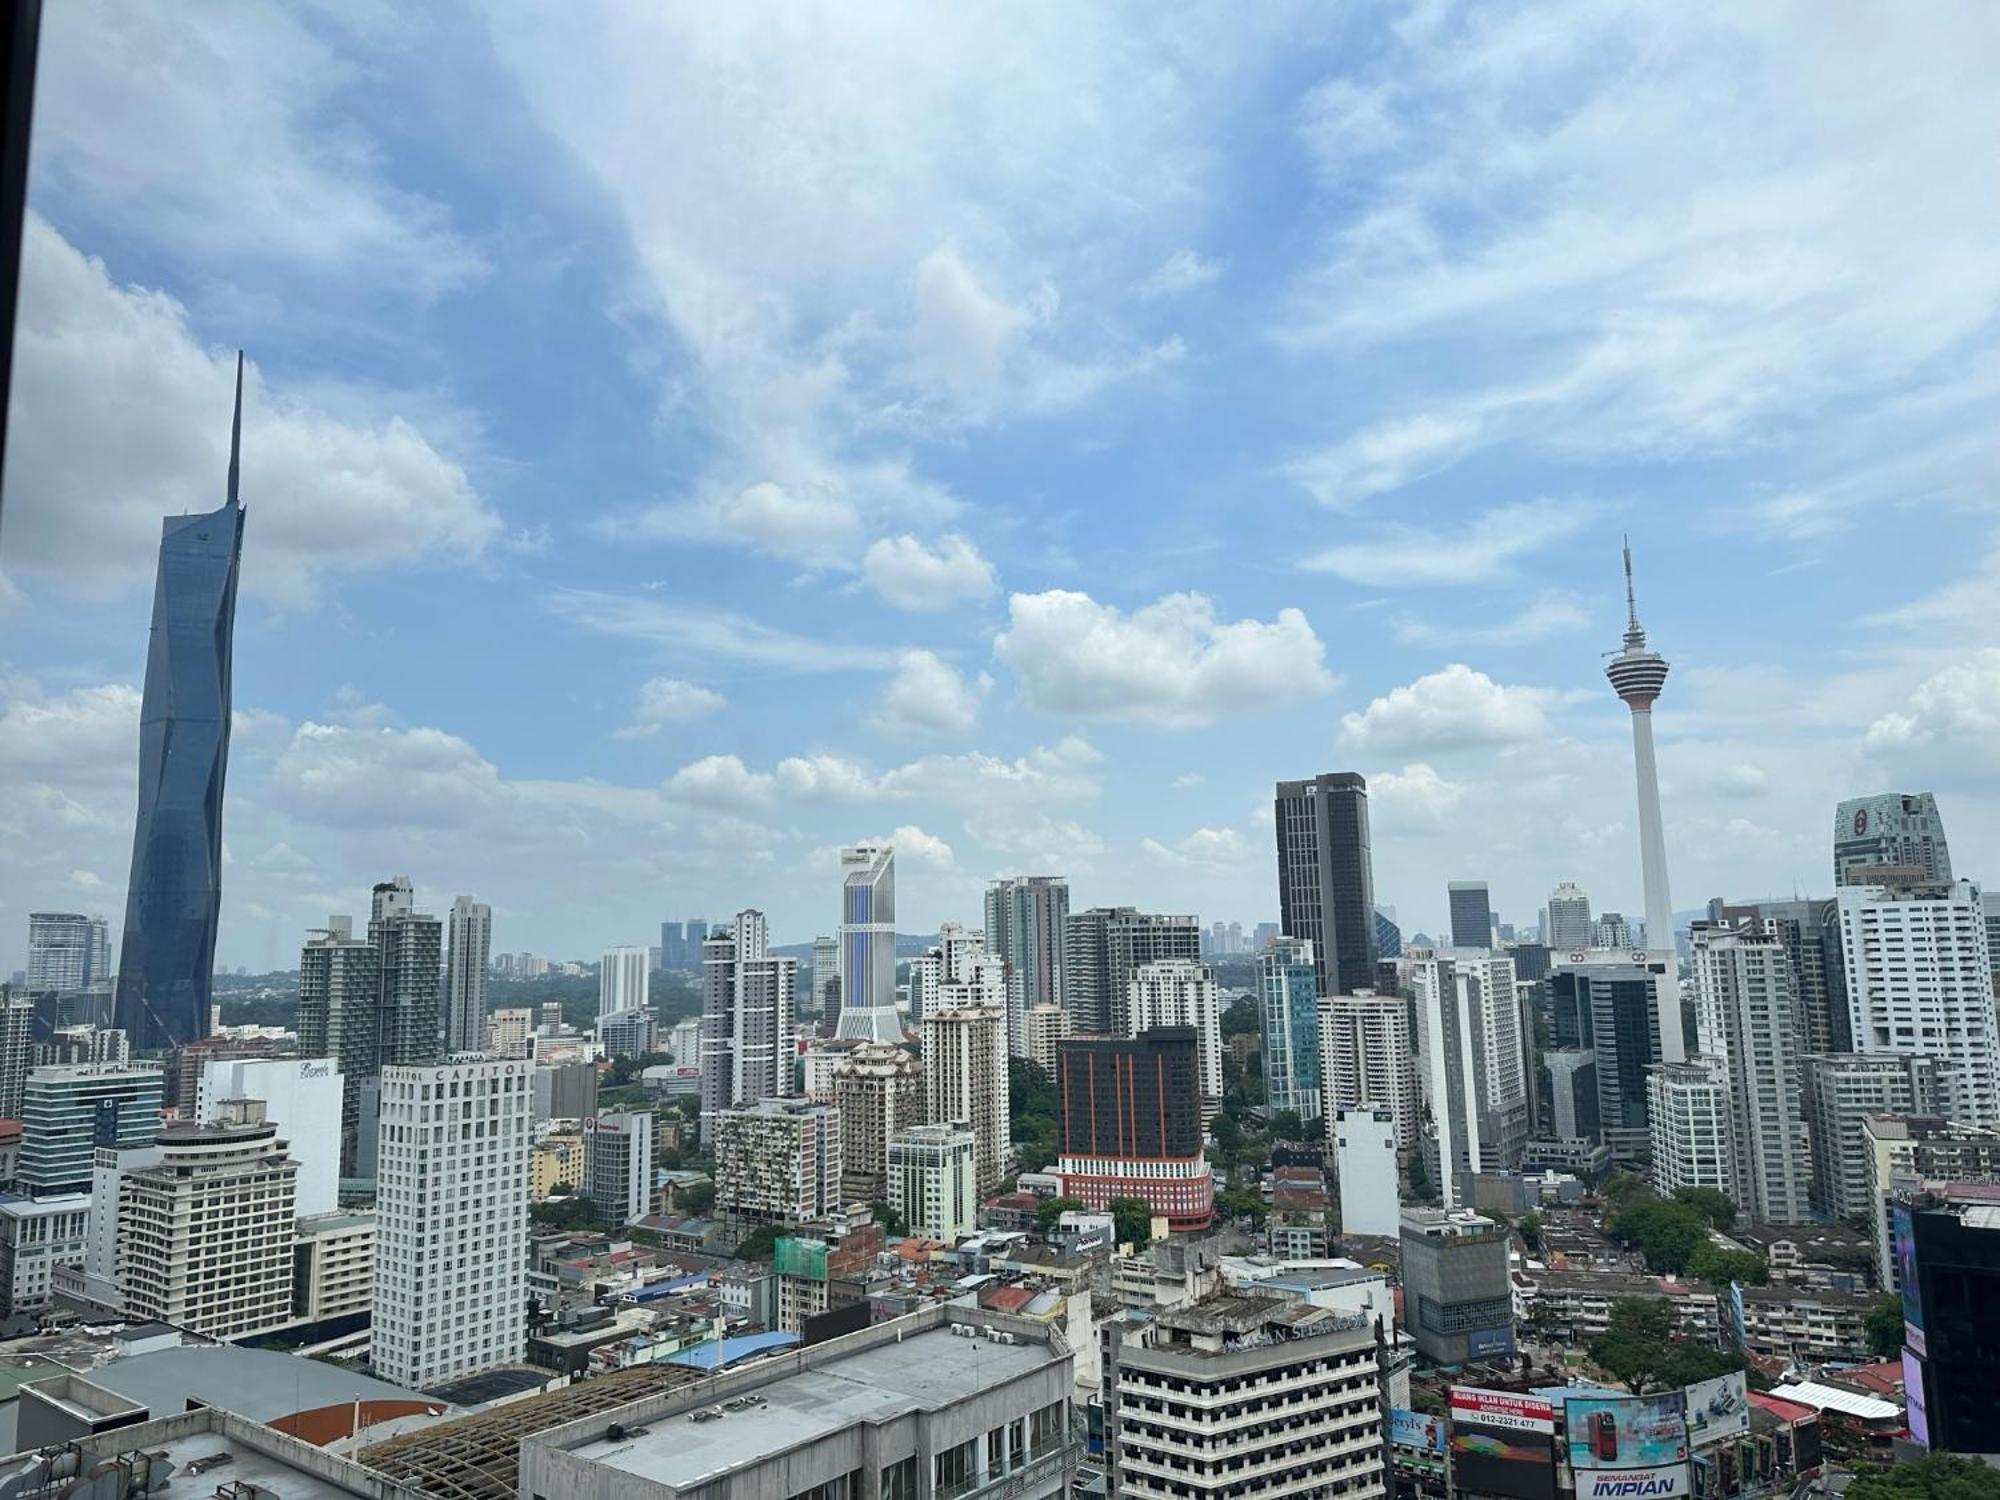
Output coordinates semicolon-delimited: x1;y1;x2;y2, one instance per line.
1469;1325;1518;1359
1567;1392;1691;1500
1719;1281;1745;1350
1390;1407;1448;1455
1683;1374;1748;1448
1902;1348;1929;1449
1893;1204;1925;1357
1450;1388;1558;1500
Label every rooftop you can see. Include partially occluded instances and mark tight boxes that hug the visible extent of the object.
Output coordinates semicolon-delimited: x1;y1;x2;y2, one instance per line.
1770;1381;1901;1422
0;1406;384;1500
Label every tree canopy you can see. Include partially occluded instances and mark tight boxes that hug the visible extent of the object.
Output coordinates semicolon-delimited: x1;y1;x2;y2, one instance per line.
1845;1456;2000;1500
1035;1195;1085;1235
1108;1196;1154;1250
1865;1295;1905;1359
1009;1058;1060;1175
1587;1296;1753;1394
870;1200;907;1238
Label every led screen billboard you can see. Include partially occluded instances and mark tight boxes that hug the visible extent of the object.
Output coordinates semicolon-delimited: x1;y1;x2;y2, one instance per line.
1450;1388;1557;1500
1566;1391;1691;1500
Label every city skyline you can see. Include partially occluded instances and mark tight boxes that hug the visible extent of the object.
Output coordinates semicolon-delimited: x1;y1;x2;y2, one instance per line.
4;7;1998;969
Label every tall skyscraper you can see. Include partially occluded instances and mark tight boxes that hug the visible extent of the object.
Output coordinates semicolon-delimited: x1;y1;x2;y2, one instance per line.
1837;877;1998;1127
1258;937;1321;1121
907;924;1006;1034
837;843;903;1042
1319;992;1419;1153
1546;883;1593;952
598;945;650;1019
370;879;442;1066
26;914;111;996
582;1111;654;1224
297;916;379;1170
1605;542;1676;958
1057;1028;1211;1232
444;896;491;1053
1550;954;1674;1165
984;875;1068;1032
922;1004;1009;1195
0;992;34;1121
1834;792;1952;887
810;935;839;1014
831;1041;923;1203
1062;907;1200;1035
114;357;248;1052
373;1057;529;1389
1448;882;1494;950
698;912;795;1122
1374;908;1403;960
1691;922;1812;1223
1127;959;1224;1118
1647;1058;1736;1200
1712;898;1851;1055
1274;772;1380;998
1413;953;1528;1203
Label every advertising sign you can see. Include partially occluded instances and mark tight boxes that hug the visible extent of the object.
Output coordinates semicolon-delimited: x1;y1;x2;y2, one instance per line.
1683;1374;1748;1448
1450;1388;1558;1500
1469;1324;1518;1358
1893;1204;1925;1357
1719;1281;1745;1351
1567;1392;1691;1500
1902;1348;1929;1449
1390;1408;1448;1455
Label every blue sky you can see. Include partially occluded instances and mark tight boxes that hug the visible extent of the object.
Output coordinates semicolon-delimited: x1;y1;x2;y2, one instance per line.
3;2;1998;970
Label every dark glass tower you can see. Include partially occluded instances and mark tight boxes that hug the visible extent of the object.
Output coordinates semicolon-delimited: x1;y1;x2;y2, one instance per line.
114;355;246;1052
1274;772;1380;997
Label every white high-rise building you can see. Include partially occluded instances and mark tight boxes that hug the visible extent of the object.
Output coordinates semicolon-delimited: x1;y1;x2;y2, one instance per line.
699;911;795;1124
1605;544;1678;966
922;1005;1010;1196
598;946;650;1019
837;843;903;1043
1647;1058;1736;1199
1334;1105;1400;1238
1691;922;1813;1222
888;1122;978;1242
26;913;111;995
1801;1053;1950;1220
445;896;492;1053
1127;959;1223;1117
196;1055;343;1217
1412;953;1528;1204
1318;992;1419;1153
373;1057;530;1389
1837;878;1999;1127
1023;1002;1070;1075
582;1111;654;1224
810;936;839;1015
1546;884;1594;952
908;924;1007;1036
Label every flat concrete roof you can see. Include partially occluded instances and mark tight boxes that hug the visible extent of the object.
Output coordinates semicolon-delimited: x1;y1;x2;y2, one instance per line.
564;1326;1050;1488
79;1346;436;1423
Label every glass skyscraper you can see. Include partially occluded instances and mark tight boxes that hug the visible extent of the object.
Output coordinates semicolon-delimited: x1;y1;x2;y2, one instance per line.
1274;772;1380;997
114;357;246;1052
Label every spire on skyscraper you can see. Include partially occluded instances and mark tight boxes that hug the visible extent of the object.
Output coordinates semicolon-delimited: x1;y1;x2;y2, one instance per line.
226;350;244;508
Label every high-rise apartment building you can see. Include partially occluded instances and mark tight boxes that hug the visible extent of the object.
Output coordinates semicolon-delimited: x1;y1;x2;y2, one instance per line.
1023;1003;1070;1075
370;878;443;1066
26;914;111;996
444;896;491;1053
908;925;1007;1037
1126;960;1223;1117
922;1005;1009;1196
1648;1058;1736;1200
196;1055;343;1217
0;993;32;1121
17;1064;164;1196
1546;884;1594;952
373;1058;530;1389
985;875;1068;1034
811;935;839;1015
115;361;247;1053
298;916;381;1174
1709;897;1850;1054
888;1122;978;1242
1413;953;1528;1202
1274;772;1380;998
1400;1207;1513;1363
1449;883;1494;950
1550;954;1677;1164
1692;922;1812;1222
1605;544;1677;957
1837;878;1998;1127
699;911;796;1124
1057;1029;1211;1232
1801;1053;1949;1220
1318;992;1420;1153
1063;907;1200;1036
597;1008;656;1059
1834;792;1952;887
831;1042;923;1203
713;1098;840;1224
598;946;650;1019
582;1111;654;1224
1258;937;1321;1122
838;843;903;1042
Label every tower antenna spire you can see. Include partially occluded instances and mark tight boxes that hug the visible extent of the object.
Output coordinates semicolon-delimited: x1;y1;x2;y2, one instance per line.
1623;534;1638;629
227;352;244;512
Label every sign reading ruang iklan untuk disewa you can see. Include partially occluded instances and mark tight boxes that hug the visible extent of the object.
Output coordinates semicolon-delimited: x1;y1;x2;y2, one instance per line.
1449;1389;1557;1433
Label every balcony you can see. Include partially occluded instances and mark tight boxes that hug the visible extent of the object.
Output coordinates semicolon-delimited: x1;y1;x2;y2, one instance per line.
936;1423;1084;1500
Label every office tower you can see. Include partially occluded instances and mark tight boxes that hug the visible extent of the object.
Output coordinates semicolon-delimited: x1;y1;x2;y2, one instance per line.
1373;909;1402;960
1647;1058;1737;1199
1063;907;1200;1035
113;360;247;1053
1712;898;1851;1055
1801;1054;1949;1220
1258;937;1321;1121
196;1055;342;1216
1023;1003;1070;1075
17;1064;164;1195
1335;1104;1400;1237
1692;922;1812;1222
699;912;796;1122
1412;953;1528;1203
1546;884;1593;951
921;1005;1009;1195
1104;1291;1387;1500
713;1097;841;1223
1543;1049;1600;1141
1837;878;1999;1126
888;1122;977;1241
373;1057;530;1388
531;1059;598;1122
297;916;379;1168
835;843;902;1042
1274;772;1380;997
1449;882;1494;950
1126;959;1223;1116
1595;912;1634;949
597;1008;656;1058
984;875;1069;1027
1319;992;1420;1153
1551;952;1678;1164
1058;1029;1210;1231
1835;792;1952;887
0;1195;91;1314
0;993;32;1120
658;920;684;969
371;878;443;1065
832;1042;923;1203
598;946;650;1019
582;1111;654;1224
26;913;111;995
1605;542;1676;956
1399;1207;1513;1363
811;936;839;1014
444;896;491;1053
1898;1193;2000;1453
112;1099;298;1339
489;1007;535;1056
33;1026;130;1068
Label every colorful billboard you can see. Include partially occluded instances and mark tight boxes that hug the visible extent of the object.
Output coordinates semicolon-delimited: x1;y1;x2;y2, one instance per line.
1682;1374;1748;1448
1450;1388;1558;1500
1566;1392;1691;1500
1893;1204;1925;1357
1390;1407;1448;1454
1903;1348;1929;1449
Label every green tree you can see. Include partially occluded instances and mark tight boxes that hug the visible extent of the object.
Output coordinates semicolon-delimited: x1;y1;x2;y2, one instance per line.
1610;1195;1709;1273
1845;1456;2000;1500
1406;1153;1434;1202
1035;1195;1085;1235
1108;1196;1154;1250
1600;1171;1651;1206
1009;1058;1060;1175
1688;1244;1769;1287
1517;1212;1544;1249
735;1224;783;1260
530;1196;608;1232
1220;1187;1268;1226
1269;1109;1307;1142
1671;1186;1738;1231
1865;1295;1905;1359
1588;1297;1678;1392
870;1201;907;1238
676;1179;715;1216
1221;994;1259;1037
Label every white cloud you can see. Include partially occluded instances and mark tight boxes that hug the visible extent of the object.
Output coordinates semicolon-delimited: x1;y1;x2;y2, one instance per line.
1366;762;1469;828
1393;590;1590;647
1339;664;1556;754
1715;763;1770;799
965;812;1106;869
546;588;907;673
613;678;725;740
3;219;500;605
663;754;775;812
1290;410;1488;509
661;735;1103;815
994;589;1337;727
910;247;1042;403
1138;250;1222;298
861;534;999;612
874;651;987;738
1864;649;2000;779
879;825;958;871
1142;826;1252;867
0;681;142;789
1302;498;1594;588
1172;772;1205;789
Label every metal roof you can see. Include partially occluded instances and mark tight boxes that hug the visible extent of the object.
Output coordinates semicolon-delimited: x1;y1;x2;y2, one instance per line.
1771;1381;1902;1421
